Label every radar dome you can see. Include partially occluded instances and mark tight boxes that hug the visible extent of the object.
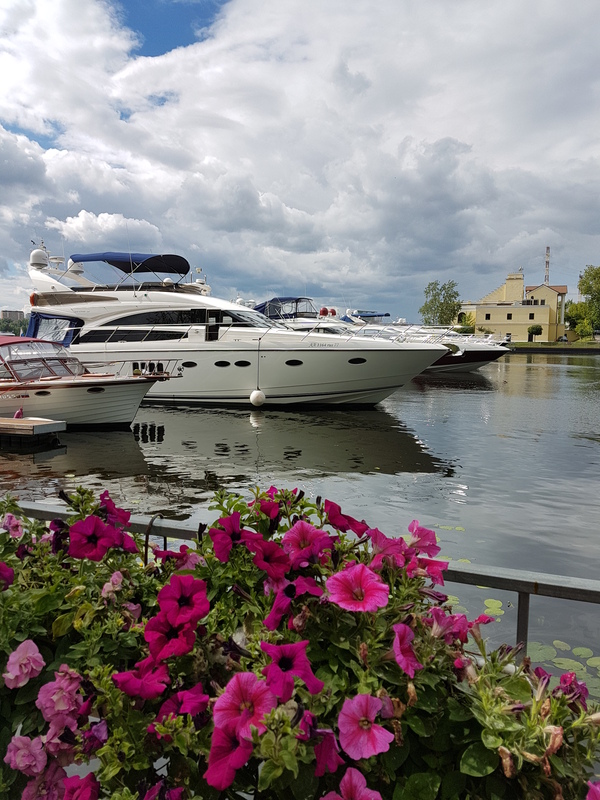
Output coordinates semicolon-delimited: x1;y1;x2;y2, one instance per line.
29;249;49;268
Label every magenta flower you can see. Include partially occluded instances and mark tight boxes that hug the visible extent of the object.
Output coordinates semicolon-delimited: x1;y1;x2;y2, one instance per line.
406;520;440;557
247;539;291;581
326;563;389;612
144;611;196;661
203;720;254;791
112;656;170;699
587;781;600;800
261;640;324;702
323;767;383;800
407;556;448;586
63;773;100;800
157;573;209;626
148;683;209;737
99;490;131;528
324;500;369;536
45;715;78;765
2;639;45;688
263;576;323;630
152;543;204;569
282;520;334;568
21;762;66;800
2;512;23;538
0;561;14;590
315;730;345;776
209;512;262;562
213;671;277;738
424;607;469;643
392;623;423;679
367;528;409;570
555;672;589;710
4;735;47;776
68;515;120;561
337;694;394;760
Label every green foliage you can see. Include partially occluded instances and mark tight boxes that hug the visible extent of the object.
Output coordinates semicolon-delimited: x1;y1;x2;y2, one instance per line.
528;325;543;340
0;317;28;336
1;487;599;799
419;280;462;326
578;266;600;330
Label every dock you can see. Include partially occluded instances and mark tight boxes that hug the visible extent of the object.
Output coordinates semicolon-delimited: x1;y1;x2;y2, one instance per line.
0;417;66;452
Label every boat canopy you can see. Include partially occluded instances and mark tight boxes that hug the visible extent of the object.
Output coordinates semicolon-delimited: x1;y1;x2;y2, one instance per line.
254;297;321;319
69;253;191;276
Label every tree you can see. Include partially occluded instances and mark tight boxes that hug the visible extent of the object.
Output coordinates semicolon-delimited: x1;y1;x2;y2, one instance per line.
578;265;600;330
419;280;462;325
528;324;543;342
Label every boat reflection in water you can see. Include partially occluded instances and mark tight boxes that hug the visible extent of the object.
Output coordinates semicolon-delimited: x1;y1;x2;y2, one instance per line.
0;405;452;519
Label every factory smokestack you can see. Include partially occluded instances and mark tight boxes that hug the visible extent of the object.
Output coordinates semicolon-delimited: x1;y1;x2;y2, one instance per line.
544;246;550;285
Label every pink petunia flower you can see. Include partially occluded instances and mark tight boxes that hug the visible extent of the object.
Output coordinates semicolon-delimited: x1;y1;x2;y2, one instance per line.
0;561;14;590
157;574;209;626
247;539;291;581
213;671;277;738
555;672;589;710
209;512;262;562
367;528;409;570
263;576;323;630
99;490;131;528
424;606;469;643
392;623;423;679
406;520;440;557
112;656;170;699
2;512;24;539
63;772;100;800
203;720;254;791
337;694;394;760
45;715;78;766
67;515;120;561
4;735;47;776
324;500;369;536
2;639;45;689
260;640;324;702
323;767;383;800
144;611;197;661
152;543;205;569
326;563;389;612
21;762;66;800
282;520;334;568
315;730;345;776
587;781;600;800
406;556;448;586
35;664;82;724
148;683;209;737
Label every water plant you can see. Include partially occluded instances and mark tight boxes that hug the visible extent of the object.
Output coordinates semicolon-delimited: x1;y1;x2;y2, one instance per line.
1;485;600;799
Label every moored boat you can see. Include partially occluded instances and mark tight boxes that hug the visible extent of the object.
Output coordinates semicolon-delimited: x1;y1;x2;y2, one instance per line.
26;248;448;407
0;335;169;427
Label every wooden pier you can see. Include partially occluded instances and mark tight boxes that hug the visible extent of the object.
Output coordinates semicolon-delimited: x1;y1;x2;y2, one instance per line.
0;417;66;452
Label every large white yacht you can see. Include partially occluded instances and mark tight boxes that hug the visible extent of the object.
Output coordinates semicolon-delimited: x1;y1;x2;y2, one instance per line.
26;248;448;407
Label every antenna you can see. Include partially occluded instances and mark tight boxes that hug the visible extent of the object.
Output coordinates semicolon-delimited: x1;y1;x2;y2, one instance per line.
545;246;550;285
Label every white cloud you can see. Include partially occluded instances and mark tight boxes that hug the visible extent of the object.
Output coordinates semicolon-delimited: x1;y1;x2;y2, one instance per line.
0;0;599;318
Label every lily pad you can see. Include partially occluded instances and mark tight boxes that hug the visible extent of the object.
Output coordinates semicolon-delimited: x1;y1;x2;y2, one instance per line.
553;640;571;651
573;647;594;658
552;657;587;674
527;642;557;661
587;657;600;668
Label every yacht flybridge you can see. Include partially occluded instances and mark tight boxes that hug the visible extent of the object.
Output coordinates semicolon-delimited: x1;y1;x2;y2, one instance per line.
26;248;448;407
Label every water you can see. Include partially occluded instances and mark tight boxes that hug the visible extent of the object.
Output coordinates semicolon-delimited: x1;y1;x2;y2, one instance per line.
2;353;600;677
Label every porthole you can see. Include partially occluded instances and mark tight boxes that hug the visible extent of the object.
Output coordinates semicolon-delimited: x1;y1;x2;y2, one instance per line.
215;361;231;368
86;387;106;394
234;360;251;367
348;357;367;364
34;390;51;396
285;359;303;367
181;361;197;368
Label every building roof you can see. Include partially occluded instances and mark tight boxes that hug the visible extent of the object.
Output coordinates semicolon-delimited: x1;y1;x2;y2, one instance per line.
525;284;568;294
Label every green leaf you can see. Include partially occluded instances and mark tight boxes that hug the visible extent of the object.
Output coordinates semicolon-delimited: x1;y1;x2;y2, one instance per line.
527;642;557;661
573;647;594;658
52;612;74;638
440;770;467;799
501;676;534;703
481;731;503;750
401;772;441;800
553;640;571;651
460;742;499;777
258;759;284;791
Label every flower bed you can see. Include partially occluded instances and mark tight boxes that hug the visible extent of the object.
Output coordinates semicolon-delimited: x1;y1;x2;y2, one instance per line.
1;485;600;799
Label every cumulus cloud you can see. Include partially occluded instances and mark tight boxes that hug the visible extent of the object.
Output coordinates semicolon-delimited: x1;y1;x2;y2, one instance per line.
0;0;599;315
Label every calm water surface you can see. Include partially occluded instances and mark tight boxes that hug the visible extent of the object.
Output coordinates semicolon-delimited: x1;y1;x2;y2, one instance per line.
2;353;600;670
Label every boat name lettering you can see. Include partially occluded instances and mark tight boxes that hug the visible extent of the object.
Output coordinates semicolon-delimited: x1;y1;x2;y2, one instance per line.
308;343;338;348
0;393;29;400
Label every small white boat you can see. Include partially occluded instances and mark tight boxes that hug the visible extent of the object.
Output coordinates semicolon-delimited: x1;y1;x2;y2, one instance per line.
0;336;168;427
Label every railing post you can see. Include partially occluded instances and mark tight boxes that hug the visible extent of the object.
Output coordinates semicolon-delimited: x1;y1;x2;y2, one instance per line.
516;591;530;658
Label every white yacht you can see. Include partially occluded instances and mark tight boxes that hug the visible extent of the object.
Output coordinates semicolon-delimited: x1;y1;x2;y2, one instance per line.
26;249;447;407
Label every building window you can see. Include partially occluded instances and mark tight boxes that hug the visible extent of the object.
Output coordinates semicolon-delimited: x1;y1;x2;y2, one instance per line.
529;313;535;320
534;299;539;305
541;299;545;305
485;313;491;321
507;313;512;320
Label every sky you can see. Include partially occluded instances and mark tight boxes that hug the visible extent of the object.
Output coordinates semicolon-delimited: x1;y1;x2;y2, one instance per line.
1;0;599;320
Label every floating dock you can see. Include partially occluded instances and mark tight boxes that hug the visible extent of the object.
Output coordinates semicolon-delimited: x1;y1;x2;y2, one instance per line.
0;417;66;452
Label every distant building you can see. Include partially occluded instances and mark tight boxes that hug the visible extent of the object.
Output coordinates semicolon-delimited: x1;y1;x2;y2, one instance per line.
458;271;567;342
0;310;24;322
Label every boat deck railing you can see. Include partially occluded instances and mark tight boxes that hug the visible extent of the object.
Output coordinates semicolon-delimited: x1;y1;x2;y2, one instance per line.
15;499;600;656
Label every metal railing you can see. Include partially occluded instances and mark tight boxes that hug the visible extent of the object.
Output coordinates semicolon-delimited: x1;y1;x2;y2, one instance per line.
16;500;600;655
